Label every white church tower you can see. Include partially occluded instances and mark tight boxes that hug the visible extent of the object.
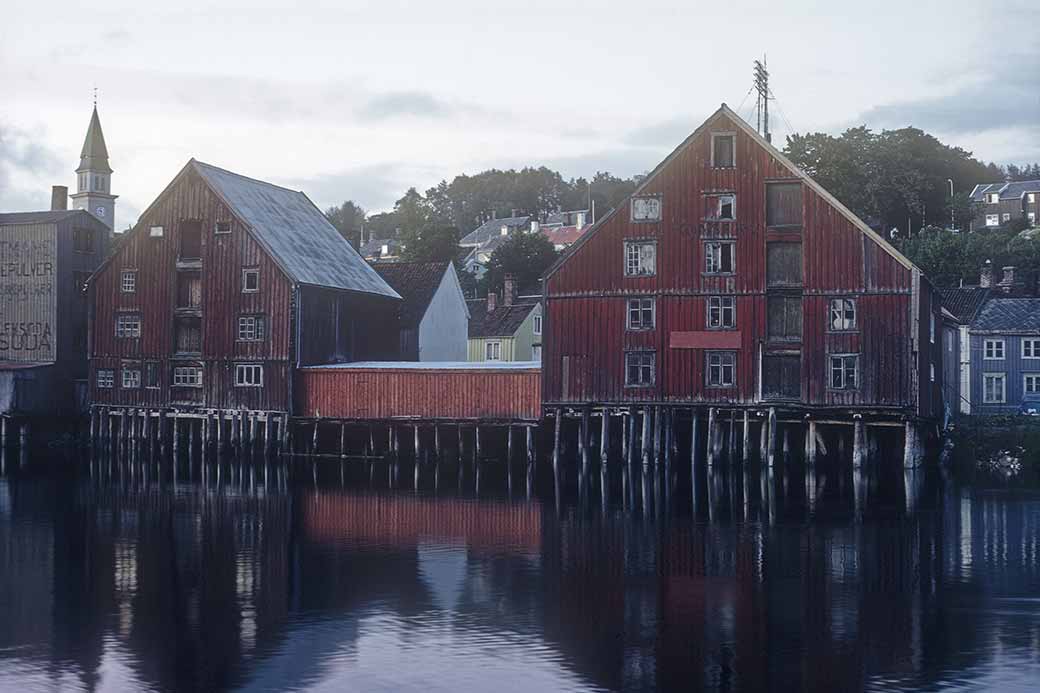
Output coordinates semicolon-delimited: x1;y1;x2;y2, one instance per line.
70;105;116;231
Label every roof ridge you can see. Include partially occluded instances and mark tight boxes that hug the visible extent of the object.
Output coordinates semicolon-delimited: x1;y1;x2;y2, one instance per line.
192;159;303;195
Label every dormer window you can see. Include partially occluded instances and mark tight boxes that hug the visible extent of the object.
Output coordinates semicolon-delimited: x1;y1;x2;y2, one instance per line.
711;133;735;168
986;193;999;204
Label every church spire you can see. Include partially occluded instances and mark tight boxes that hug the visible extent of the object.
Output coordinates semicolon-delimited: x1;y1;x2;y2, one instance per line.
78;106;112;174
71;103;116;230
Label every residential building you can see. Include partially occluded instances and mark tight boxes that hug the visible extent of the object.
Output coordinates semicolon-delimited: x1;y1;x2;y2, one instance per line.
965;298;1040;414
459;209;593;274
968;180;1040;231
940;285;992;415
543;104;943;427
467;277;542;362
87;159;400;418
360;237;404;262
371;261;469;361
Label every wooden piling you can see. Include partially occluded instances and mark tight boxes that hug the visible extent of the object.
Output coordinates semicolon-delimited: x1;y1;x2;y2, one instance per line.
600;409;610;467
19;422;29;451
188;417;196;456
172;416;180;459
728;409;737;462
806;420;818;466
311;420;319;455
526;425;535;465
434;425;441;458
341;421;348;459
552;408;562;471
706;407;717;467
627;407;637;466
853;417;866;468
767;407;778;467
690;408;701;471
759;413;768;464
903;420;923;468
579;406;590;470
652;405;662;463
641;407;652;466
249;413;258;453
742;409;750;462
507;424;514;464
89;408;97;447
475;425;483;461
414;424;421;459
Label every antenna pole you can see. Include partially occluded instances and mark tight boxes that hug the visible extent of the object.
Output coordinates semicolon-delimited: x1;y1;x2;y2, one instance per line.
753;58;770;143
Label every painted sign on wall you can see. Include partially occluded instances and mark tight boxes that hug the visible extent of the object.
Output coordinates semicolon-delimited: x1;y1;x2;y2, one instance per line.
0;225;57;362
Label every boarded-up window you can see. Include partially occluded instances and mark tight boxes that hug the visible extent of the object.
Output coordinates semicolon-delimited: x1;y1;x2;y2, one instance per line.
766;182;802;227
174;317;202;353
763;354;801;400
177;271;202;309
712;134;735;168
767;295;802;341
179;220;202;260
766;242;802;286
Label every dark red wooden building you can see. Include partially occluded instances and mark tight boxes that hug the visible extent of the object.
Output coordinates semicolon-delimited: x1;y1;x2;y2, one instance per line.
543;106;942;454
87;159;401;426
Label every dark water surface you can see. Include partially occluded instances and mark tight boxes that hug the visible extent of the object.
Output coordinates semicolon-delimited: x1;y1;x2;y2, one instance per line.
1;449;1039;692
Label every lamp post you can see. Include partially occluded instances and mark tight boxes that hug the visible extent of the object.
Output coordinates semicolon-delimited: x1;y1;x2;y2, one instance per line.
947;178;955;230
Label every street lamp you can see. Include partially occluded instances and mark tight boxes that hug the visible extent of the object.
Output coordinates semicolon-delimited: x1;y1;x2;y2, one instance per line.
947;178;955;230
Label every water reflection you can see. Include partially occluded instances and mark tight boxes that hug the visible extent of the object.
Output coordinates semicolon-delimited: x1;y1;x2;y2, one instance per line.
1;450;1039;692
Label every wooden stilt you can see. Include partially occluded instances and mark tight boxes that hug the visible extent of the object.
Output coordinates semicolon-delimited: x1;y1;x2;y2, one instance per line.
600;409;610;467
759;414;768;463
389;424;395;455
806;420;818;466
367;424;375;456
507;424;514;464
188;417;196;456
742;409;751;462
457;423;464;458
475;424;483;461
652;405;662;463
641;407;652;466
782;425;790;460
526;425;535;465
579;406;590;471
311;420;319;454
553;408;562;471
903;420;923;468
853;417;866;468
690;408;701;471
728;409;737;462
216;412;224;453
341;421;348;459
627;407;637;466
249;413;258;453
414;424;421;459
89;408;97;447
434;425;441;458
172;416;180;459
706;407;717;467
767;407;778;467
19;422;29;451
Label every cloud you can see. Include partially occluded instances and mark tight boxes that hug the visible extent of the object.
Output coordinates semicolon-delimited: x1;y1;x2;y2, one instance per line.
356;91;455;122
283;162;422;213
623;117;697;148
0;123;65;211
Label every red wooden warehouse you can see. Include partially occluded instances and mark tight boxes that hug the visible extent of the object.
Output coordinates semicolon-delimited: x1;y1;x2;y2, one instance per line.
543;105;943;463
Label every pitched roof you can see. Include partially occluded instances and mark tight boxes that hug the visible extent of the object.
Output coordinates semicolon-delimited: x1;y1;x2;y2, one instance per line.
78;106;112;174
371;261;451;328
0;210;96;226
545;209;589;226
971;298;1040;332
969;181;1040;201
192;161;399;298
466;299;537;338
459;216;530;246
359;237;402;258
940;287;992;323
540;224;587;247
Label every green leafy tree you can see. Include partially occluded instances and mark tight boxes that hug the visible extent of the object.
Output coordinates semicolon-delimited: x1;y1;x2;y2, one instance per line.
898;227;1040;287
365;211;399;241
401;224;461;263
482;232;559;296
324;200;366;247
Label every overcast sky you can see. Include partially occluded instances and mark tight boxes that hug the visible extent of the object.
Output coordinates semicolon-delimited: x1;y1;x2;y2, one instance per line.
2;0;1037;230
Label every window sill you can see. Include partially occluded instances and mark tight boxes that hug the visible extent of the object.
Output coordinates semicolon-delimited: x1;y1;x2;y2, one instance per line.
702;273;736;278
176;259;203;269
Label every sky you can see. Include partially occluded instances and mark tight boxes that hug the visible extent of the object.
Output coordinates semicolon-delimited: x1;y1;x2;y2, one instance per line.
2;0;1038;231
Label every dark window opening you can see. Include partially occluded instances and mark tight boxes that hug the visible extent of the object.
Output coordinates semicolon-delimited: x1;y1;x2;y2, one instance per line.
242;268;260;293
767;295;802;341
145;361;160;389
766;242;802;286
174;317;202;354
712;134;735;168
73;227;95;253
215;221;232;234
763;354;801;400
766;182;803;227
179;220;202;261
705;241;735;274
177;271;202;309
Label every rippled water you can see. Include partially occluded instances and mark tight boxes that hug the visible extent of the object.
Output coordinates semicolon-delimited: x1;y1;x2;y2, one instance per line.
1;447;1039;692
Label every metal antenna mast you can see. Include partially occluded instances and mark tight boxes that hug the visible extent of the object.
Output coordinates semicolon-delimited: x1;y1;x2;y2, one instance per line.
754;58;770;143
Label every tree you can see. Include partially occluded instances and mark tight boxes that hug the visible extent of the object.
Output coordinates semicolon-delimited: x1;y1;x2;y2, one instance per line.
393;188;432;242
482;232;559;296
400;224;460;263
898;226;1040;288
946;193;980;231
324;200;366;247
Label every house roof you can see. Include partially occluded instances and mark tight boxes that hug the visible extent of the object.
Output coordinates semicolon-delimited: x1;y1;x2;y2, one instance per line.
0;210;97;226
971;298;1040;332
545;209;589;226
78;106;112;174
540;224;587;247
940;287;992;324
192;161;399;298
466;299;537;338
371;261;451;328
459;216;530;247
969;181;1040;201
359;237;403;258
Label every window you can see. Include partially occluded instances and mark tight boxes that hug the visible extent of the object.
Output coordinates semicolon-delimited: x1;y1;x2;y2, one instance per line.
763;354;801;400
829;354;859;390
706;194;735;221
121;270;136;293
1025;374;1040;395
96;369;114;389
532;345;542;361
215;221;232;234
235;364;263;387
485;340;502;361
706;351;736;387
175;317;202;353
73;227;95;253
172;366;203;388
627;298;655;330
144;361;160;389
533;315;542;336
1028;193;1036;204
704;241;735;274
624;240;657;276
829;298;856;331
121;363;141;389
766;242;803;286
237;315;267;342
711;133;735;168
983;373;1005;403
707;296;736;329
630;196;662;222
1029;212;1037;226
625;351;655;387
766;182;803;227
1023;339;1040;358
177;271;202;309
115;313;141;338
1002;213;1011;222
767;295;802;341
986;214;999;227
149;225;164;238
179;220;202;260
242;268;260;293
984;339;1005;359
986;193;999;204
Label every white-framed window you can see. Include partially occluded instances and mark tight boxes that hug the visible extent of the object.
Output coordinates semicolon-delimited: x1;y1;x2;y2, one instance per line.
1002;213;1011;222
706;351;736;387
983;372;1006;403
624;240;657;276
235;363;263;387
707;194;736;221
121;364;141;389
532;314;542;336
215;221;232;234
96;369;114;389
1022;339;1040;358
710;132;736;168
630;196;662;222
986;214;1000;227
984;338;1005;359
986;193;999;204
1029;212;1037;226
532;345;542;361
707;296;736;329
1028;193;1036;204
1024;373;1040;395
829;298;856;331
115;313;141;338
121;270;136;293
242;268;260;293
484;340;502;361
149;225;164;238
172;366;203;388
627;297;655;330
705;241;735;274
237;314;266;341
829;354;859;390
625;350;655;387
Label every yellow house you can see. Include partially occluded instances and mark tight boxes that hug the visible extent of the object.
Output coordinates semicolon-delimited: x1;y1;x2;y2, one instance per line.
467;287;542;362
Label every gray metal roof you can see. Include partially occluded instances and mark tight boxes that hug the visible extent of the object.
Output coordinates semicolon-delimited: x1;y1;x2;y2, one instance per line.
459;216;531;246
940;287;992;324
193;161;400;298
0;210;93;225
969;180;1040;201
971;298;1040;332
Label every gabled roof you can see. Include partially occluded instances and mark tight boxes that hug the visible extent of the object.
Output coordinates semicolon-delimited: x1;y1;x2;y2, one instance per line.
540;224;587;247
969;181;1040;201
545;104;919;281
466;299;537;338
0;210;99;226
545;209;589;226
371;261;453;328
78;106;112;174
359;237;403;258
971;298;1040;333
191;161;399;298
940;287;992;324
459;215;530;247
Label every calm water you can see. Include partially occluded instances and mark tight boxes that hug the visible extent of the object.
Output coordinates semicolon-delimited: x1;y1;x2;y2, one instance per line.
1;446;1039;692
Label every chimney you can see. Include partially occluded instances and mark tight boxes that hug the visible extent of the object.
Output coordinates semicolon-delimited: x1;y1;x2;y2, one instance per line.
980;260;994;288
500;224;509;236
503;274;516;307
486;290;497;312
51;185;67;211
576;211;585;230
1000;265;1016;294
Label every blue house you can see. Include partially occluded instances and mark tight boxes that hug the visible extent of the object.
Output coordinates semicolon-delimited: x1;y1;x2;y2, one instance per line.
967;298;1040;414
